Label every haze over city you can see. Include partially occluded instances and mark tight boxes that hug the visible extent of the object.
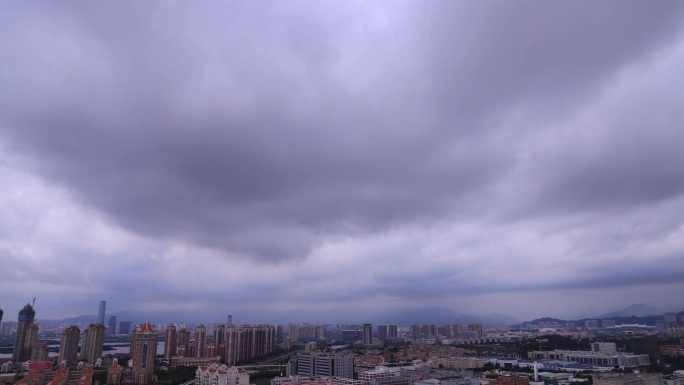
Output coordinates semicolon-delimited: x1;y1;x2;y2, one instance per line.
1;1;684;323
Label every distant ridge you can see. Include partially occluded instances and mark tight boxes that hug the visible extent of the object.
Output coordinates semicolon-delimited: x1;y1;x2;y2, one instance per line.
517;305;684;328
596;304;663;319
528;317;567;324
41;306;519;328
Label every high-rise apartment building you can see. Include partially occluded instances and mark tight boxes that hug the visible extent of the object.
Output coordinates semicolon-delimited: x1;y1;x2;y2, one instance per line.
177;329;191;357
288;323;299;342
294;325;324;340
25;323;39;359
378;325;388;341
130;322;158;385
108;316;117;336
225;324;275;365
363;324;373;345
276;325;284;344
214;324;225;360
164;325;177;359
12;303;36;362
195;324;206;358
467;323;484;338
59;325;81;366
439;324;453;339
388;324;398;339
97;301;106;325
411;324;420;340
30;342;49;362
82;323;106;362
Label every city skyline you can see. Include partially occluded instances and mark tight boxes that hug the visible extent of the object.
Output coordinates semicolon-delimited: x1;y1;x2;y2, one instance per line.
2;2;684;322
0;301;681;327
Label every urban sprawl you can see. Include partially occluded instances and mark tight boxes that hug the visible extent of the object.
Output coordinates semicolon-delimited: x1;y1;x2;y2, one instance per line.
1;302;683;385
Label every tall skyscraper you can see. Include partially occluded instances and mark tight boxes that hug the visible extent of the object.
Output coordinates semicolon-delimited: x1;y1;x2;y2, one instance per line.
12;303;36;362
81;323;105;362
59;326;81;366
108;316;117;336
97;301;106;325
130;322;157;385
363;323;372;345
164;325;177;359
195;324;206;358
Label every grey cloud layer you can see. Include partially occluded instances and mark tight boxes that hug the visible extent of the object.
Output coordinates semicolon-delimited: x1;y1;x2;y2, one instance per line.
2;1;684;319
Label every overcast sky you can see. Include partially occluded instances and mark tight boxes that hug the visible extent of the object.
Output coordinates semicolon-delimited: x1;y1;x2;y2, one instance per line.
1;1;684;324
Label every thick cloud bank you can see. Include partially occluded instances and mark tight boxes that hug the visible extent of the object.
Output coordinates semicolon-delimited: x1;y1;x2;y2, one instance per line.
1;1;683;320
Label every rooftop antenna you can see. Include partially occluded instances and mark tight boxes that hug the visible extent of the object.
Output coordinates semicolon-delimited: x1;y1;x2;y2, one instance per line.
32;297;36;308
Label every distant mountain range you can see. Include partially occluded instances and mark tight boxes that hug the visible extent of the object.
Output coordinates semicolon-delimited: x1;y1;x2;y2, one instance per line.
37;303;682;329
522;304;683;327
595;304;663;319
38;306;519;328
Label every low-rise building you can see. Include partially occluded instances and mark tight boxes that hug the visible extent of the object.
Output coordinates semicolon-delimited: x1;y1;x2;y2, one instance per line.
196;363;250;385
359;366;400;383
528;349;649;369
593;373;662;385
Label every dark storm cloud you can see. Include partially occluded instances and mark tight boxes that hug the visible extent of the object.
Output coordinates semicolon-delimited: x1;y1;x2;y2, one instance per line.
369;251;684;299
417;2;684;125
1;0;684;266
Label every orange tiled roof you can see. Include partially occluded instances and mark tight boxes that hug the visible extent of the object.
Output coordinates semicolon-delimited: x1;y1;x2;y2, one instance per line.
136;322;156;334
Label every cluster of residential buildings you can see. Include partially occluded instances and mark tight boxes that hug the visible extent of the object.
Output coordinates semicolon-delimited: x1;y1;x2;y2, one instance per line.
3;302;684;385
332;324;485;345
162;315;276;366
0;303;273;385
